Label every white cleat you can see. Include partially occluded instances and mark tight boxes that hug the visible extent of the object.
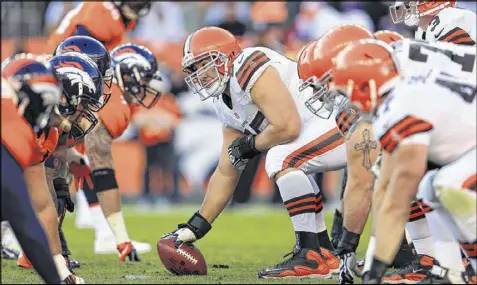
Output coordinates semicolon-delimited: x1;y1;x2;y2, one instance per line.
94;236;151;255
62;274;85;284
1;221;21;254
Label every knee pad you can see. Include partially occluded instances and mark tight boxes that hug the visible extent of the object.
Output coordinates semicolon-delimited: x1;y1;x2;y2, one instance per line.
417;170;440;209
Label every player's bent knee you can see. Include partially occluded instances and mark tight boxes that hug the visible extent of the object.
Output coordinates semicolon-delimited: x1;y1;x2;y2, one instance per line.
92;168;118;192
417;170;440;209
274;168;299;181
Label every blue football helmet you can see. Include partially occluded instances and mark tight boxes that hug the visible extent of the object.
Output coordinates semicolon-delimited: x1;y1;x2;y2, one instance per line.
110;43;163;108
54;35;113;106
49;52;104;139
2;53;62;133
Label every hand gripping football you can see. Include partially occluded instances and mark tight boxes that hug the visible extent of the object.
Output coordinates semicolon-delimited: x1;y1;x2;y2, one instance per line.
157;235;207;275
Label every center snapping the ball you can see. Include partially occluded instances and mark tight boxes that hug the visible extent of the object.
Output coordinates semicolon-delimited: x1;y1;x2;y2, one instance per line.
157;235;207;275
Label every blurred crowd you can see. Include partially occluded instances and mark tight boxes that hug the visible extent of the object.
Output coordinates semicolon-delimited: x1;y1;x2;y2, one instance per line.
2;1;475;209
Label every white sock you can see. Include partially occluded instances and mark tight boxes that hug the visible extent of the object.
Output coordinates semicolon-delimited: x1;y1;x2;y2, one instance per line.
54;254;71;280
90;205;114;239
307;175;326;233
363;236;376;273
106;211;130;245
406;203;435;257
425;210;465;272
277;171;317;233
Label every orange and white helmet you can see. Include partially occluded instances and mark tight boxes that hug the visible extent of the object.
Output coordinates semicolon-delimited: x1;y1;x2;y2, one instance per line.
296;24;374;119
332;39;400;118
374;30;405;44
182;27;242;100
389;1;456;27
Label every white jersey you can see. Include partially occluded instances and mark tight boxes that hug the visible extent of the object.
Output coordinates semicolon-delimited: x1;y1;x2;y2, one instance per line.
415;7;476;45
213;47;313;135
392;38;476;83
373;67;476;167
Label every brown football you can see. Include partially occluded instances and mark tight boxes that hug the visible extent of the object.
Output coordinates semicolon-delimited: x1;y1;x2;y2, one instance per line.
157;236;207;275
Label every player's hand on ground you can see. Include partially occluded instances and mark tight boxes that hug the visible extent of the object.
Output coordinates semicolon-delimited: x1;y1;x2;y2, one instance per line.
162;212;212;247
338;251;363;284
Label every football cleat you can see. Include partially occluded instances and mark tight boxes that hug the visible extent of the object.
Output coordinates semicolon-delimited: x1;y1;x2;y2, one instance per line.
63;255;80;272
94;235;151;255
117;241;140;262
257;246;331;279
17;251;33;269
383;254;437;284
321;247;340;274
464;257;476;284
417;265;467;284
2;245;19;260
61;274;85;284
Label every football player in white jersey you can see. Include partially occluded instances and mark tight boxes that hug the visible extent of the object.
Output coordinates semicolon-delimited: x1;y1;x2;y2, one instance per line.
297;27;437;284
389;1;476;45
298;27;477;283
296;24;379;284
332;39;476;284
161;26;350;279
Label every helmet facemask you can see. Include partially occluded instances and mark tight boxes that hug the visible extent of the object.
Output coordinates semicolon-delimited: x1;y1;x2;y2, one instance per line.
389;1;420;27
101;67;114;106
183;51;230;101
299;70;336;119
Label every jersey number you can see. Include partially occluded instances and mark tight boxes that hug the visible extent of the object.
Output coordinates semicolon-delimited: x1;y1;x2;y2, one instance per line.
409;43;475;73
435;74;476;103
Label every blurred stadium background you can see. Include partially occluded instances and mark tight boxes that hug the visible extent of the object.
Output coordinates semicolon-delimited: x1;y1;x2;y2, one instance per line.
2;0;475;210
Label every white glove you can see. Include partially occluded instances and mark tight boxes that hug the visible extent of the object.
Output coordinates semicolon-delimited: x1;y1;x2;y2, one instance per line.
339;252;363;284
162;226;197;247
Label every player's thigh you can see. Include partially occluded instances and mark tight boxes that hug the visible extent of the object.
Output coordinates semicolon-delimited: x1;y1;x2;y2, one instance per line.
265;116;347;179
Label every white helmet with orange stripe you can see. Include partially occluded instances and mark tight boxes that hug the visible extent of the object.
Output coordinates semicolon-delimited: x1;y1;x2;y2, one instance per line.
389;1;456;26
182;27;242;101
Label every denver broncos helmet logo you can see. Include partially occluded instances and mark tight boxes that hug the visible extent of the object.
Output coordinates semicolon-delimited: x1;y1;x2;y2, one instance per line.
53;61;84;71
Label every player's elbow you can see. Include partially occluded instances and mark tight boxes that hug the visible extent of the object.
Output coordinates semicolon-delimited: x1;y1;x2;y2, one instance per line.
282;112;302;141
282;118;301;142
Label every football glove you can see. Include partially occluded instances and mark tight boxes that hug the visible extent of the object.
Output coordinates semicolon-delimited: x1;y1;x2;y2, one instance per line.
162;212;212;247
228;135;261;171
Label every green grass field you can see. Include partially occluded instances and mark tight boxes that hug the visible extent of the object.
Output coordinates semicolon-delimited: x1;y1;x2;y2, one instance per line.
1;205;372;284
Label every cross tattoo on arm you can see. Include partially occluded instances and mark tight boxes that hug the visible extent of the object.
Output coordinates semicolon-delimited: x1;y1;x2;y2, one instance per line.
354;129;377;170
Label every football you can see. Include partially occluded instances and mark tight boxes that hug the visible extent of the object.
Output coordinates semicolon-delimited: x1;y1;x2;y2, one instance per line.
157;235;207;275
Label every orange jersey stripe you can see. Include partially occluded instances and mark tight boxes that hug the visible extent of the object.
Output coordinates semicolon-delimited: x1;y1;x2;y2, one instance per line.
380;116;422;146
282;128;344;169
340;112;358;134
438;27;466;42
236;51;270;90
380;116;433;153
462;174;477;191
459;241;477;257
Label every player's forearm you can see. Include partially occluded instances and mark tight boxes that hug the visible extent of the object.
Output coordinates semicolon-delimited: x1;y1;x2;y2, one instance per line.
199;170;240;224
254;123;300;151
343;179;373;234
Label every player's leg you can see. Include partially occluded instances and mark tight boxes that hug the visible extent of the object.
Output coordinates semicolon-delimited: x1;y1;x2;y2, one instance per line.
425;149;477;280
258;116;346;279
330;170;346;249
1;145;61;284
307;174;340;274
